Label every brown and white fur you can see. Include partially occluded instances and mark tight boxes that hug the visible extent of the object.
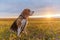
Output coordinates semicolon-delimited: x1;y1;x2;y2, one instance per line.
10;8;34;37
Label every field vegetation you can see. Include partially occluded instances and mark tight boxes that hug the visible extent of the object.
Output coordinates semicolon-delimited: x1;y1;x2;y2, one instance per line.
0;18;60;40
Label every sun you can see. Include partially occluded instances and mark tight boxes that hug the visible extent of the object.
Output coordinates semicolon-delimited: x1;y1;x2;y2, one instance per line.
45;11;52;18
45;14;52;18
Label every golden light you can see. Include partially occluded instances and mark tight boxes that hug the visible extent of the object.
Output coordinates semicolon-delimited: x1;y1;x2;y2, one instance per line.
44;7;54;18
29;14;60;18
45;14;52;18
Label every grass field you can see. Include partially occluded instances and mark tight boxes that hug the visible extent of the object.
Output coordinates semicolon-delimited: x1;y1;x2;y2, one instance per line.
0;18;60;40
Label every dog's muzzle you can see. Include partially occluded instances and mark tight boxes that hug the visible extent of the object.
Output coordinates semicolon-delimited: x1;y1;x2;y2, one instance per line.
30;11;34;15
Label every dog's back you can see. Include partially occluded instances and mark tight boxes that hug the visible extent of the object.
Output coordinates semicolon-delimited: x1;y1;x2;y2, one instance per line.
10;19;18;32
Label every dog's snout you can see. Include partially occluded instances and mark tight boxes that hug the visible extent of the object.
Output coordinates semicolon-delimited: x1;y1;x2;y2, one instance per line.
30;11;34;16
31;11;34;14
32;11;34;13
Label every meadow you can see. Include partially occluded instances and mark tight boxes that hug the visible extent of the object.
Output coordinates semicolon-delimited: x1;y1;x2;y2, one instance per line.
0;18;60;40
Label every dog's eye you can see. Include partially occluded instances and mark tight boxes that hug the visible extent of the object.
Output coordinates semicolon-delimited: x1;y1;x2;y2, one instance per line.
27;9;30;12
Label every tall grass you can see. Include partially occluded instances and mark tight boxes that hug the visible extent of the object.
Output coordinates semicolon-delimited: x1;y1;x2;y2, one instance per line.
0;19;60;40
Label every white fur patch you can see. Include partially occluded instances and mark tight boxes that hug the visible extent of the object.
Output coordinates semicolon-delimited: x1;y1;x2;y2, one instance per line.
17;27;21;36
17;19;27;36
21;19;26;25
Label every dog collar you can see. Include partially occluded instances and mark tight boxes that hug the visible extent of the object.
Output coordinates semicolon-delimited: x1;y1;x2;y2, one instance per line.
20;15;26;19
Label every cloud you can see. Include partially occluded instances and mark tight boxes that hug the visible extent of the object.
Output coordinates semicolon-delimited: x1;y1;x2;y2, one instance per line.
0;0;60;18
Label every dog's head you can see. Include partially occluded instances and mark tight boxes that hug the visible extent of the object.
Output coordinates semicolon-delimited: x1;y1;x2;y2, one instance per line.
21;8;34;19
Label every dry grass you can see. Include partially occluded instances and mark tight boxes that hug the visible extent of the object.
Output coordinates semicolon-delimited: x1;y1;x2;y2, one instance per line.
0;18;60;40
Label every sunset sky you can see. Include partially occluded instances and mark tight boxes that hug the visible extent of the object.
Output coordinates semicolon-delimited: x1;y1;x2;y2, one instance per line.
0;0;60;18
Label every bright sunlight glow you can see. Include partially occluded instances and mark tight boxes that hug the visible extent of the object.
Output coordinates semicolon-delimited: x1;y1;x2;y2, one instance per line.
45;14;52;18
29;14;60;18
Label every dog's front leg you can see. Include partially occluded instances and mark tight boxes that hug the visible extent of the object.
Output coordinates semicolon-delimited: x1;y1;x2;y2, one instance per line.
17;27;21;37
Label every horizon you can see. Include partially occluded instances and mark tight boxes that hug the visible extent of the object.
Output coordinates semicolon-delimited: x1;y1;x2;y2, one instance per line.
1;16;59;19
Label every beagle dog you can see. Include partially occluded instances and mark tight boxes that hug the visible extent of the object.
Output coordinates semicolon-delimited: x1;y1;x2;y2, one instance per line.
10;8;34;36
